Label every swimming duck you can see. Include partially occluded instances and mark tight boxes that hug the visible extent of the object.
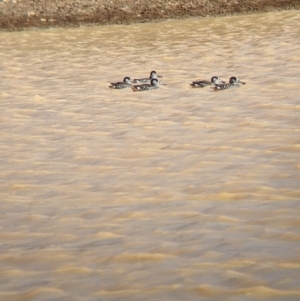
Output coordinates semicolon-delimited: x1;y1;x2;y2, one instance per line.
131;78;159;91
109;76;131;89
132;70;162;83
213;76;246;90
190;76;224;88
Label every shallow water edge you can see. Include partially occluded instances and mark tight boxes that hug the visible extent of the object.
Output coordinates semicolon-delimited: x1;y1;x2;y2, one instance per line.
1;0;300;31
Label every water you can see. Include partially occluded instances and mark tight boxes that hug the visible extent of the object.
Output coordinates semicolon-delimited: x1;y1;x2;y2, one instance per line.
1;10;300;301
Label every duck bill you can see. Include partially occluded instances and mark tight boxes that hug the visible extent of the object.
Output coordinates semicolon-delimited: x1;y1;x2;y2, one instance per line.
239;81;246;85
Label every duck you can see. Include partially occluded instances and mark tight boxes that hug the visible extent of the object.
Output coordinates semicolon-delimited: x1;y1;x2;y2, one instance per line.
109;76;131;89
131;78;159;91
212;76;246;90
132;70;162;83
190;76;224;88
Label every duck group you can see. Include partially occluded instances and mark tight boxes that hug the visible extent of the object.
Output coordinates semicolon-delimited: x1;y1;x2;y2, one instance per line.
109;70;162;91
109;71;246;91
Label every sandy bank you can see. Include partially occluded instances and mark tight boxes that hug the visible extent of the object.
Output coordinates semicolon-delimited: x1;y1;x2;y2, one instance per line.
0;0;299;31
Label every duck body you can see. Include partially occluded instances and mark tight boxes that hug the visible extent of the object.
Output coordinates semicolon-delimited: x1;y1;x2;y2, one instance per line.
132;70;162;83
131;78;159;91
109;76;131;89
213;76;246;90
190;76;224;88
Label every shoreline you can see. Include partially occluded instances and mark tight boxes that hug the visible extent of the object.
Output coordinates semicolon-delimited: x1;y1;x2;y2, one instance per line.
1;0;300;31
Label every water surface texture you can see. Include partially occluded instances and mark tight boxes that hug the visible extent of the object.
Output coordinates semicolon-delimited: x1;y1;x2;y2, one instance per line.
1;10;300;301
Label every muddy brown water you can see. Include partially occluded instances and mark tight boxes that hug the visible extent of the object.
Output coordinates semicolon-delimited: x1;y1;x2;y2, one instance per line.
0;10;300;301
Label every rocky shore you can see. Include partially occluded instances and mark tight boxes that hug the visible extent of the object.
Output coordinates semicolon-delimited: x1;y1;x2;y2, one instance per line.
0;0;299;31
